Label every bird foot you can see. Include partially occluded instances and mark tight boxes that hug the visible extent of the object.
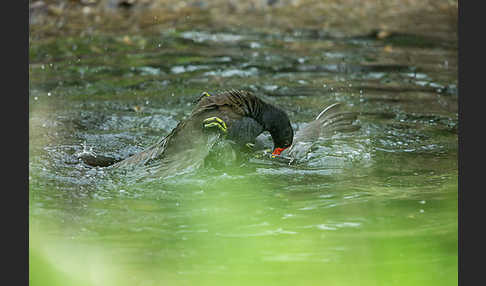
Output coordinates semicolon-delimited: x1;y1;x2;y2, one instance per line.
245;142;255;150
194;91;212;103
203;116;228;134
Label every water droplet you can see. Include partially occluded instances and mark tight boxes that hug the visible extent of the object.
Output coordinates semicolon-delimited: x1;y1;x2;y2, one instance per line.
250;42;261;49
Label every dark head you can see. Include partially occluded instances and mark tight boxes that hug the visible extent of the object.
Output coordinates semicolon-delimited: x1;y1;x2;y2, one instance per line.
261;105;294;156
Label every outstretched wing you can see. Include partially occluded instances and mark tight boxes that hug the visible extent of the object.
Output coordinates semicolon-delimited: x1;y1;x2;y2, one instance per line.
286;103;360;161
294;103;359;143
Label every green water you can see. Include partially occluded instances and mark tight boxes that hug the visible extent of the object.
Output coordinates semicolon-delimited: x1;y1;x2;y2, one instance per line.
29;28;457;286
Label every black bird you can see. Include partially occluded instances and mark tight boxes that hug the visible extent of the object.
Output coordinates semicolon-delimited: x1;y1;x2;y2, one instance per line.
247;102;360;163
111;89;294;177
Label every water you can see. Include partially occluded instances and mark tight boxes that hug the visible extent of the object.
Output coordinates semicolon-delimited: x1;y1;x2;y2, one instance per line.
29;27;457;286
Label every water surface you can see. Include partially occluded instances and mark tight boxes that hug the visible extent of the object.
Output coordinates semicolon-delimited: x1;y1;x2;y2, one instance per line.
29;28;457;286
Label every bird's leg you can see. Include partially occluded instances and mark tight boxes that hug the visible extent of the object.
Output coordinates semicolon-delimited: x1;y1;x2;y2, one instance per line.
193;91;212;104
245;142;255;150
203;117;228;134
235;142;255;154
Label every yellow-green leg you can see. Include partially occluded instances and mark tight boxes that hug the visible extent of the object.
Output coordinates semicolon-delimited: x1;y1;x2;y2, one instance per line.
194;91;212;103
203;116;228;134
201;92;211;97
245;142;255;150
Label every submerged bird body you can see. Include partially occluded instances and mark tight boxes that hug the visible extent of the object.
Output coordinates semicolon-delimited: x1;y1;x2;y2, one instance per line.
112;90;293;176
82;90;359;174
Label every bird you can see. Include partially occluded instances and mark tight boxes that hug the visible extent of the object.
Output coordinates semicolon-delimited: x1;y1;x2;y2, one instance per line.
247;102;360;164
109;89;294;177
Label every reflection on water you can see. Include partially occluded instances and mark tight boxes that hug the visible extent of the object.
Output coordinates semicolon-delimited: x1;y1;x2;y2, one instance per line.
29;27;457;286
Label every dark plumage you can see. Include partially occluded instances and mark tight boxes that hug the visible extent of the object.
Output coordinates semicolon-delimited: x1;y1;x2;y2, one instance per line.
111;90;294;176
194;89;293;150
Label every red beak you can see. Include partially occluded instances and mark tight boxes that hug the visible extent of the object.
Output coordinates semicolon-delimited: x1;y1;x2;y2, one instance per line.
271;147;286;157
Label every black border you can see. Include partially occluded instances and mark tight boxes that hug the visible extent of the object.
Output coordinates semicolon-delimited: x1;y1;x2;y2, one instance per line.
10;0;29;285
458;1;478;286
